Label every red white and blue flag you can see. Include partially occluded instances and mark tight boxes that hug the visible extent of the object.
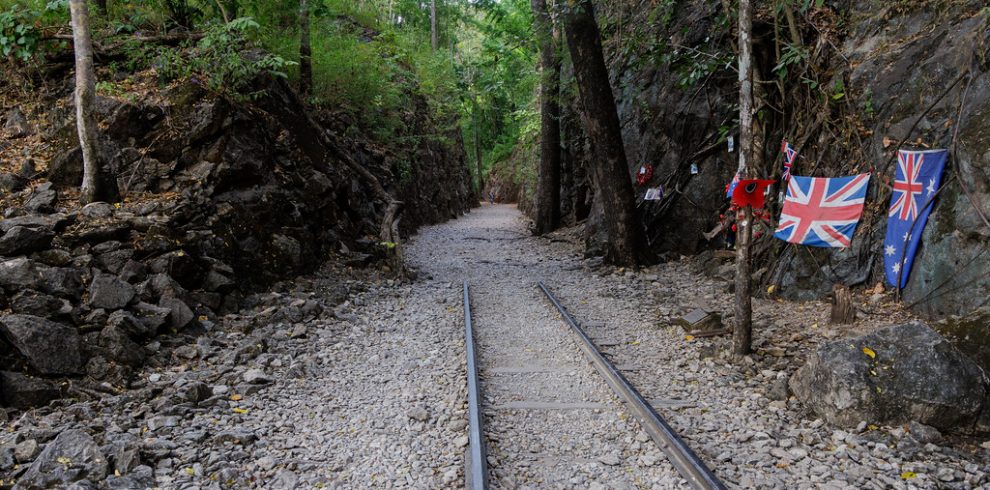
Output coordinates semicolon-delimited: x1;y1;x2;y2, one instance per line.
781;140;797;182
884;149;948;288
774;173;871;248
726;172;741;198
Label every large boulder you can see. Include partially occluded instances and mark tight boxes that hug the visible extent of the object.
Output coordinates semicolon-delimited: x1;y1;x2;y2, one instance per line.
0;226;55;256
15;430;108;488
88;273;135;310
0;314;84;375
790;322;988;432
0;371;60;409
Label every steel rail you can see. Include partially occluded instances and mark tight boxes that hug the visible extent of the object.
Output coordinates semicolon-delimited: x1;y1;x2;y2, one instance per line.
538;282;727;490
463;282;489;490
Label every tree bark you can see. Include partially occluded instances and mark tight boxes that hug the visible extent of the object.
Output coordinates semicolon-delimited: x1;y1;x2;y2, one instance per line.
71;0;117;204
562;0;649;266
299;0;312;98
532;0;561;235
733;0;754;356
430;0;438;52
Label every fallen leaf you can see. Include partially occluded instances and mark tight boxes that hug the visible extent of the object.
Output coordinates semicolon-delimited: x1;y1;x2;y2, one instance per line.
901;471;917;480
229;394;243;401
883;136;894;148
767;285;776;294
56;456;71;465
198;315;208;322
629;340;641;346
185;467;195;476
862;347;877;359
868;424;879;431
232;408;249;414
684;335;695;342
811;323;819;329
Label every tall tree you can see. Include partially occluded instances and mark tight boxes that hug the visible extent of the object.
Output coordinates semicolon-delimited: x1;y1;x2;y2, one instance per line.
532;0;561;235
430;0;438;52
71;0;117;204
299;0;312;98
733;0;755;356
562;0;648;265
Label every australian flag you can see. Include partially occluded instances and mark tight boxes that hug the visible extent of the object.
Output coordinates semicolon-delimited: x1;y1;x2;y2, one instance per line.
774;173;871;248
884;149;948;288
726;172;741;198
781;140;797;182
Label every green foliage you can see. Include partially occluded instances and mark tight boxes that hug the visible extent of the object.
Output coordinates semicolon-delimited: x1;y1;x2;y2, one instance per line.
772;44;809;78
149;18;294;99
0;0;65;62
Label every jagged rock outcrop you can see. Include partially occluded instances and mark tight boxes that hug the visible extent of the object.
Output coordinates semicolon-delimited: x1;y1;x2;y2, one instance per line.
0;74;473;409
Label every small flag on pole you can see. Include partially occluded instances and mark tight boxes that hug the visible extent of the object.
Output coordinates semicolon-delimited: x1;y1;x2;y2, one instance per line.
726;172;741;198
883;149;948;288
781;140;797;182
774;173;871;248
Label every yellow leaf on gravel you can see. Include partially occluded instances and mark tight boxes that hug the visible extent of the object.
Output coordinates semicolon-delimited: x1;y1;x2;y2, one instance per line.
230;394;243;401
901;472;917;480
862;347;877;359
232;408;249;414
629;340;641;346
57;457;71;465
684;335;695;342
868;424;879;431
767;285;776;294
185;467;195;476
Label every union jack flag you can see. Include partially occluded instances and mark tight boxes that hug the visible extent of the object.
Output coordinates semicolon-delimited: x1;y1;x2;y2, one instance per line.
725;172;741;198
773;173;871;248
781;140;797;182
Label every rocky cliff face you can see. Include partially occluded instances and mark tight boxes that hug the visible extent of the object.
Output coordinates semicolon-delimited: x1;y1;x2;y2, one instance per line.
560;0;990;317
0;73;473;409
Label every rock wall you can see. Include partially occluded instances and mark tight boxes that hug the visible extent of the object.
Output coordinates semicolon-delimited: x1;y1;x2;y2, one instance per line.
0;75;473;408
561;0;990;317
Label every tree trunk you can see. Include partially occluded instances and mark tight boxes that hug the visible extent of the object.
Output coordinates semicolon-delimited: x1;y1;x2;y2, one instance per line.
532;0;561;235
733;0;754;356
472;98;484;193
562;0;648;266
71;0;117;204
298;0;312;98
430;0;438;52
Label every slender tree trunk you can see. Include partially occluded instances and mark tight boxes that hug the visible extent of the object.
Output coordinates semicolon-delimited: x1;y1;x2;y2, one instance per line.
562;0;649;266
299;0;312;98
532;0;561;235
71;0;107;204
430;0;438;52
472;98;484;193
733;0;754;356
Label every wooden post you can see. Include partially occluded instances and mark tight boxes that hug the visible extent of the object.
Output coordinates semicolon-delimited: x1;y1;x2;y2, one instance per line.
830;284;855;324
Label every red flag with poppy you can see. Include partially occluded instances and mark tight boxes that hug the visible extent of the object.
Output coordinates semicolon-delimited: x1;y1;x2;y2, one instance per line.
731;179;775;209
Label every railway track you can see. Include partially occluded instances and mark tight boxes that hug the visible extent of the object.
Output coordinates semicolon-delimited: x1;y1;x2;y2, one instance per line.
462;281;725;490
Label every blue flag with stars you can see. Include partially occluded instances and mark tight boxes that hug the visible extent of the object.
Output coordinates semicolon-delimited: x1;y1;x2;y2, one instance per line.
884;149;948;288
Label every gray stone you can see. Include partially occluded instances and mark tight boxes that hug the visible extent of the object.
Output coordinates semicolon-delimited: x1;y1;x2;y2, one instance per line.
9;289;70;319
157;295;194;330
0;226;53;256
0;371;60;409
790;322;987;432
14;439;39;463
129;301;171;333
3;107;33;137
242;368;272;384
0;257;41;291
88;273;135;310
0;172;24;193
17;430;108;488
80;202;115;219
0;314;83;375
407;406;429;422
23;182;57;213
907;421;943;444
